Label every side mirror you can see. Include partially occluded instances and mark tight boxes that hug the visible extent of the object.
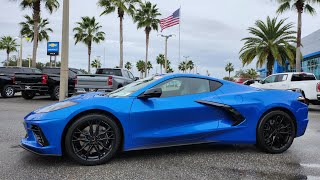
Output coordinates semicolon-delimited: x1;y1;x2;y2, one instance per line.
260;80;265;84
138;88;162;99
134;77;140;81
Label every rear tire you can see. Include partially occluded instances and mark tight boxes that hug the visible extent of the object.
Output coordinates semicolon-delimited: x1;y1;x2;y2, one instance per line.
22;91;35;100
1;85;15;98
50;86;60;100
257;111;296;154
65;114;121;166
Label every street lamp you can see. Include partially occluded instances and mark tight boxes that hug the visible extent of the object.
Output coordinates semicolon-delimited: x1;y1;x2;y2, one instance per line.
158;34;175;73
59;0;70;101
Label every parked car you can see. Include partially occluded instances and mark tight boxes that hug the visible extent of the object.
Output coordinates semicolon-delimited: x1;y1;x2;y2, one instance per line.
243;79;261;86
15;68;84;100
21;74;308;165
75;68;138;93
251;72;320;105
234;77;250;84
0;67;41;98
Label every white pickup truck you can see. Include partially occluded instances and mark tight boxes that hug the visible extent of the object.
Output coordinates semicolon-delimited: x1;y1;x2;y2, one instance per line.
251;72;320;105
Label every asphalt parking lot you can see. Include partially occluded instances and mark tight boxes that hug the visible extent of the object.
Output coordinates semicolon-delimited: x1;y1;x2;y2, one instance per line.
0;96;319;180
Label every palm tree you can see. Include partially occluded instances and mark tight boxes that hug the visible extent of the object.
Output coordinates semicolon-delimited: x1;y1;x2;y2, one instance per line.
186;60;195;73
125;62;132;70
136;60;146;78
178;61;187;73
0;36;18;66
16;0;59;68
276;0;320;72
246;68;259;79
225;62;234;78
91;59;102;69
147;61;153;76
134;1;161;77
74;16;106;73
156;54;165;74
166;66;174;73
20;15;53;43
98;0;140;68
239;17;296;76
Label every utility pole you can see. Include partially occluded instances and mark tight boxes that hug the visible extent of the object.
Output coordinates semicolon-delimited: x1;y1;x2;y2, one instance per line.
158;34;174;73
59;0;69;101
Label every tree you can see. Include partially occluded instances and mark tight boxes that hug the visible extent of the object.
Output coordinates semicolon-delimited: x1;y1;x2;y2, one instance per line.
74;16;105;73
277;0;320;72
136;60;146;78
134;1;161;77
98;0;140;68
125;62;132;70
166;66;174;73
156;54;165;74
239;17;296;76
186;60;195;73
91;59;102;69
178;61;187;73
147;61;153;76
20;15;53;43
16;0;59;68
225;62;234;78
246;68;259;79
0;36;18;66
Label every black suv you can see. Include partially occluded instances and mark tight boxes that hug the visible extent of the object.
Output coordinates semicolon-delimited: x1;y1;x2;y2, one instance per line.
0;67;41;98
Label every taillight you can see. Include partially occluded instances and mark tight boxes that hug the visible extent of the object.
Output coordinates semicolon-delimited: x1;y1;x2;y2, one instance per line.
317;83;320;92
108;76;113;86
41;74;48;84
74;76;78;86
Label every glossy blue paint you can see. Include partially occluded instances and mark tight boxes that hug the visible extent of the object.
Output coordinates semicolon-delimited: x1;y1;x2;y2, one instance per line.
21;74;309;156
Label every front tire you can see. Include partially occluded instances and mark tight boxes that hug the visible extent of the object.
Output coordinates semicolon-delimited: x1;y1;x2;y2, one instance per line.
257;111;296;154
21;91;35;100
1;85;15;98
65;114;121;165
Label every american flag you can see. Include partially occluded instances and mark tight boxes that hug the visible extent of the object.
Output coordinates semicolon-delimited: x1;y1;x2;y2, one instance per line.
160;8;180;32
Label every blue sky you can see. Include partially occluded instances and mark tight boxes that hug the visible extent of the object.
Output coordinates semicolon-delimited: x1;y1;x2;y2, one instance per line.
1;0;320;77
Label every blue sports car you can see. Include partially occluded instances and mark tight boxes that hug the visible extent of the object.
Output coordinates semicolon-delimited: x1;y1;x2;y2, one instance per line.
21;74;309;165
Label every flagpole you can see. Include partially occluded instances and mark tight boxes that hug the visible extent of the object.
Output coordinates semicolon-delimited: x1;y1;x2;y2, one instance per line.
179;5;181;63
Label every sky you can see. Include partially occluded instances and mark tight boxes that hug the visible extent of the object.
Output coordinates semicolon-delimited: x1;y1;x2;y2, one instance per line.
1;0;320;78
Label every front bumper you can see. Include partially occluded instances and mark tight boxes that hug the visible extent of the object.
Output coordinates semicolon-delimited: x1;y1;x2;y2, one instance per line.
20;114;70;156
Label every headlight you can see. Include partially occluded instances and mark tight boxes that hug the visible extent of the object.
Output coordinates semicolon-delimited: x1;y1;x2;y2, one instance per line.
35;101;78;114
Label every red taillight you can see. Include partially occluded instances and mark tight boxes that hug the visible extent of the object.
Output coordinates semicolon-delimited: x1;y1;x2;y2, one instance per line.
108;76;113;86
74;76;78;86
317;83;320;92
41;74;48;84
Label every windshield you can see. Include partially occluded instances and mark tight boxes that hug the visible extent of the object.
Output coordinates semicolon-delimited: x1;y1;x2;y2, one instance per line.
108;76;162;97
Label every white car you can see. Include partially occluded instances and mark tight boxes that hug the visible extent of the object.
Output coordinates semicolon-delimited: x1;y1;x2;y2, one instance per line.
251;72;320;105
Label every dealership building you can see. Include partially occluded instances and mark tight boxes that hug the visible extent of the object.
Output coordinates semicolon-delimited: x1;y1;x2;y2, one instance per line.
258;29;320;79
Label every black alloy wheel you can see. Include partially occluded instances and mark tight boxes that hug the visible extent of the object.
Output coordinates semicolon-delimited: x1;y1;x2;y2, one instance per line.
65;114;121;165
1;85;15;98
257;111;296;154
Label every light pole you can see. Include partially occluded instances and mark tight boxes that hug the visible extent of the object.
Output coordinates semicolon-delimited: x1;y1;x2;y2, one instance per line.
59;0;69;101
158;34;174;73
15;36;25;67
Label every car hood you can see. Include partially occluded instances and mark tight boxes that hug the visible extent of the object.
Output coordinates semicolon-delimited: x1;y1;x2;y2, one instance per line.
66;92;107;102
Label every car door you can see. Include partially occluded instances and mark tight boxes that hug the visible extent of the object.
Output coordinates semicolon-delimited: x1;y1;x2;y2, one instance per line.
273;74;289;90
128;77;224;149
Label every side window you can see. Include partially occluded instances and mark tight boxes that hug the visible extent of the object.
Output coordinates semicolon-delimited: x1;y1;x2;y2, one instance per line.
209;80;223;91
154;78;210;98
275;74;288;82
264;75;276;84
